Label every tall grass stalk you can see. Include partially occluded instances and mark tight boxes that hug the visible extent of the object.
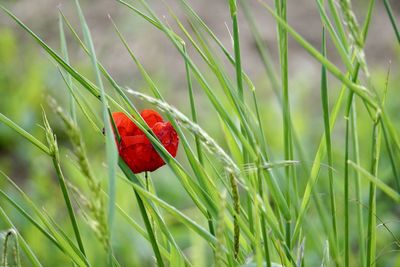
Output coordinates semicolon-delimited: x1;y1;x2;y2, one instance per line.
73;3;118;264
366;120;381;267
350;101;366;266
42;111;86;256
274;0;294;250
228;0;244;259
320;27;338;262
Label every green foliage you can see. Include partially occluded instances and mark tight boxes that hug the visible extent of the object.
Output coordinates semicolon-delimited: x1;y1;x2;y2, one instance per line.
0;0;400;266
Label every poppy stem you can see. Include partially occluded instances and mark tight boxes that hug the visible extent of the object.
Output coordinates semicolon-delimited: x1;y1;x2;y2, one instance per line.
119;160;165;267
134;191;164;267
145;172;149;191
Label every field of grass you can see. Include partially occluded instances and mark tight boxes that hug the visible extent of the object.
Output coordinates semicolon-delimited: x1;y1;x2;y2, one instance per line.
0;0;400;266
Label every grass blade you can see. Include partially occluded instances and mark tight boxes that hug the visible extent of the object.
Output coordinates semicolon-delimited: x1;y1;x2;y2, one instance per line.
73;1;118;263
348;161;400;202
58;11;77;123
320;27;338;263
366;121;381;267
0;113;50;155
383;0;400;43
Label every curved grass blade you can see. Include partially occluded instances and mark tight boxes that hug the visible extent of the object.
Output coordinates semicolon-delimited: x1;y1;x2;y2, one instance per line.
73;1;118;264
58;11;77;123
0;113;50;156
383;0;400;43
366;121;381;267
348;161;400;202
319;27;339;261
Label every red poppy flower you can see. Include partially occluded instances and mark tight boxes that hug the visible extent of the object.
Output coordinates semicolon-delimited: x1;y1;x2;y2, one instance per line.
112;110;179;173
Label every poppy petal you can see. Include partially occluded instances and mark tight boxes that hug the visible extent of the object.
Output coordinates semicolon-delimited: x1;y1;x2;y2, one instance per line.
152;122;179;157
112;112;139;137
141;109;164;128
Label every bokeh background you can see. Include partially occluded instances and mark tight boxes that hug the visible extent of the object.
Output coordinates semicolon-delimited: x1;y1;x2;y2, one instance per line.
1;0;400;265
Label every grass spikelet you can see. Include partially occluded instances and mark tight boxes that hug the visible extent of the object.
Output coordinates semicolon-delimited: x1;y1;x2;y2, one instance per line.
48;98;109;250
229;173;240;260
339;0;362;47
1;229;21;267
339;0;369;75
42;109;86;256
67;181;109;249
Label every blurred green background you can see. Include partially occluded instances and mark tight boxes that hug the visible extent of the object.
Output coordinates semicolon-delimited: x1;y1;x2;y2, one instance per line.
0;0;400;265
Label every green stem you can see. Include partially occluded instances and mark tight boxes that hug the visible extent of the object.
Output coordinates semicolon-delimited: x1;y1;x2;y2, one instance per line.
229;0;244;101
350;101;366;266
119;160;165;267
343;64;361;266
381;124;400;191
43;109;86;257
383;0;400;43
260;214;271;267
366;121;381;267
52;157;86;257
183;45;203;165
228;2;245;260
229;0;249;175
344;93;352;267
183;44;215;236
134;191;164;267
59;13;77;124
320;27;338;260
275;0;293;250
145;172;149;191
343;1;375;264
257;170;272;266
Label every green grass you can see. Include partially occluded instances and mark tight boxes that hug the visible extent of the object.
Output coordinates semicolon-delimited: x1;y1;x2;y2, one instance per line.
0;0;400;266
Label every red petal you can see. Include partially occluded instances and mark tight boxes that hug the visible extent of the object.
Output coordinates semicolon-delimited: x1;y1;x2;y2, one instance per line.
112;112;139;137
152;122;179;157
119;135;165;173
141;109;164;127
